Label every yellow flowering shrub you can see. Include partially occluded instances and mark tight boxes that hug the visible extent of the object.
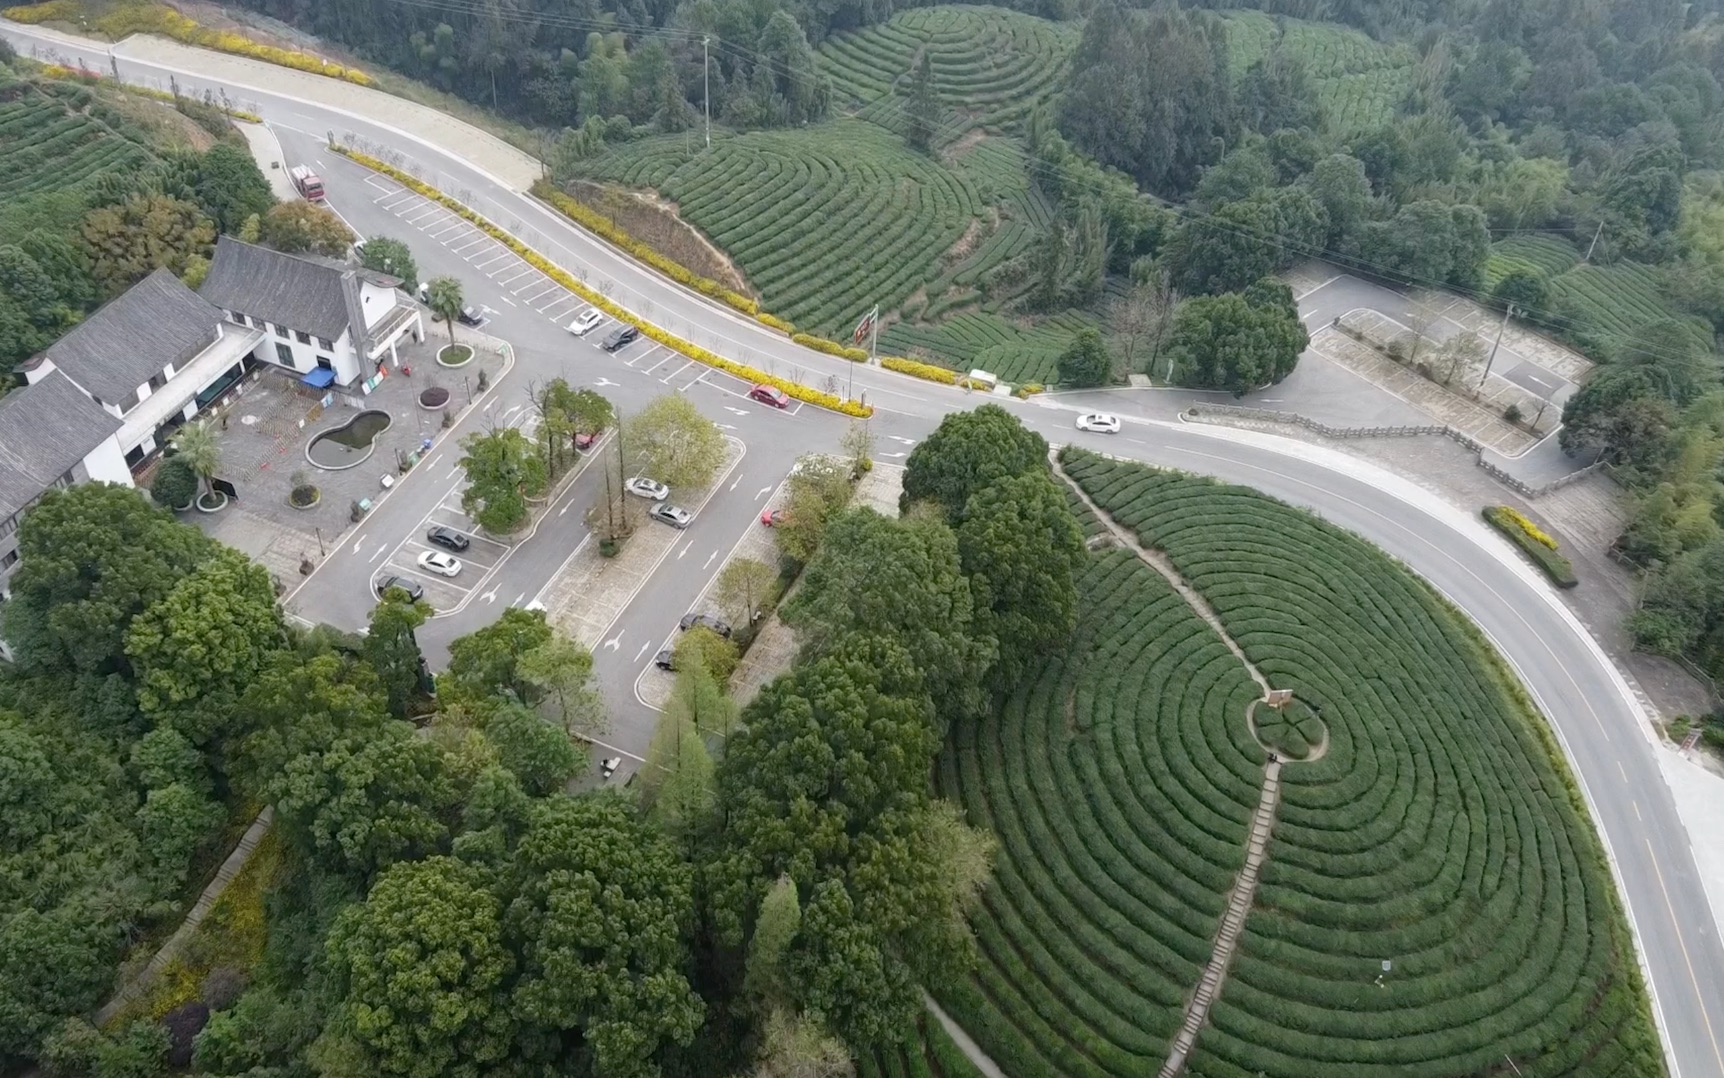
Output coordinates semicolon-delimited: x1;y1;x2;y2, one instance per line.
531;182;758;316
1498;506;1558;550
2;0;77;22
882;356;958;384
5;1;373;85
791;333;869;362
343;148;871;419
1016;382;1044;397
755;312;794;335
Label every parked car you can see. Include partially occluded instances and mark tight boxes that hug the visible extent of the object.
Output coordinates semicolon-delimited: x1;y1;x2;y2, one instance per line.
649;503;693;529
375;575;424;602
760;507;789;527
625;476;670;501
601;325;640;352
1075;412;1121;434
749;384;791;409
568;307;604;335
653;648;675;671
427;525;470;552
679;612;732;638
574;431;599;452
416;550;463;577
457;305;485;327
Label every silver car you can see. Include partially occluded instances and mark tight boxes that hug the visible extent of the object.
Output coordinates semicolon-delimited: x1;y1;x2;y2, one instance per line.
649;503;692;529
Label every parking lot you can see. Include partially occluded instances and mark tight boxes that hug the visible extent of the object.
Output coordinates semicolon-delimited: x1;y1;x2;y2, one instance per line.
366;485;512;613
353;176;811;416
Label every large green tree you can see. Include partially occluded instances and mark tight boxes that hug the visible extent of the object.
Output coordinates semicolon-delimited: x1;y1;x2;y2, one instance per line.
232;649;389;800
901;403;1049;521
503;797;705;1076
1057;1;1231;196
259;200;355;258
483;703;582;797
125;547;286;746
444;608;555;706
628;393;727;490
957;472;1085;691
357;235;419;292
267;722;458;881
78;193;215;295
3;484;215;677
783;511;994;720
1166;280;1309;395
459;426;548;533
187;142;276;234
1055;328;1113;388
325;856;516;1078
364;591;430;720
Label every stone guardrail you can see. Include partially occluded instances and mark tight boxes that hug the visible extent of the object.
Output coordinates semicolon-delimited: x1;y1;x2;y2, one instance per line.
1184;404;1605;500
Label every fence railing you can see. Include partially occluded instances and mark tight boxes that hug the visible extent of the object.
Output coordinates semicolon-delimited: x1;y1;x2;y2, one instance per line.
1184;404;1605;499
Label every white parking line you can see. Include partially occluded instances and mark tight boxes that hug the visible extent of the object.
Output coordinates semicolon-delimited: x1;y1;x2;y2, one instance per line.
540;295;579;315
451;236;488;254
494;266;533;286
429;222;467;239
472;252;510;270
378;193;418;211
518;283;558;304
659;360;695;384
511;276;550;295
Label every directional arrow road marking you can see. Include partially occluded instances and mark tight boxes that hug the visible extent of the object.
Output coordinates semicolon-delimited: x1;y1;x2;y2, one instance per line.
717;423;737;430
480;588;499;603
704;550;718;569
725;406;749;416
512;592;525;606
757;486;774;499
729;474;743;491
889;436;917;445
678;543;690;559
881;452;907;458
634;640;652;662
593;377;619;387
603;631;624;652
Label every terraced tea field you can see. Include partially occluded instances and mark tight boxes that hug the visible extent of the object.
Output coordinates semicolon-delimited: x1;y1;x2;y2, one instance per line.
860;1010;986;1078
0;81;159;205
571;120;983;335
880;310;1095;384
936;450;1662;1078
819;6;1078;134
1545;261;1713;353
1220;11;1415;136
1482;234;1582;289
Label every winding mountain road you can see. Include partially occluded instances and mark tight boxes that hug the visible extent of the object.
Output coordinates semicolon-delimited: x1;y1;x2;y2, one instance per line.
5;22;1722;1075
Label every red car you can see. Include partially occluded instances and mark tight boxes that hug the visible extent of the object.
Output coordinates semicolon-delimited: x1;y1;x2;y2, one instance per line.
749;384;791;409
574;431;598;452
760;507;789;527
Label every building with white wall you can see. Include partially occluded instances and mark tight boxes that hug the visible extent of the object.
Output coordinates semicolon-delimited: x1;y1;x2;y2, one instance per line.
198;236;424;392
22;268;263;469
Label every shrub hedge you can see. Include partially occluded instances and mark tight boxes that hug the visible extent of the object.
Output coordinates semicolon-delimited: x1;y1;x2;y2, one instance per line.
341;147;870;419
1484;506;1578;588
791;331;868;362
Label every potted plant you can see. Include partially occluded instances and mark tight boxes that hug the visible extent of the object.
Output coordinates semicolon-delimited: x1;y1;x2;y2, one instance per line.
171;421;227;512
150;456;199;511
288;469;320;509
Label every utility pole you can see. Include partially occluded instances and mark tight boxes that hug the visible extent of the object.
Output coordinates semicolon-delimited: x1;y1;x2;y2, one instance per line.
1480;303;1514;389
1583;220;1604;263
702;37;711;152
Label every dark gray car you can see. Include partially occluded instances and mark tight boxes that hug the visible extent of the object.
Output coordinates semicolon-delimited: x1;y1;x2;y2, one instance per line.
601;325;640;352
375;574;424;602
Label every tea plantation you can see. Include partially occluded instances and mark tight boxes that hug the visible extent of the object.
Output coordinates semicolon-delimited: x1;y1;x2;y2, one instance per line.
1482;235;1712;354
818;5;1078;133
935;449;1663;1078
573;120;984;334
0;78;160;207
1219;11;1416;136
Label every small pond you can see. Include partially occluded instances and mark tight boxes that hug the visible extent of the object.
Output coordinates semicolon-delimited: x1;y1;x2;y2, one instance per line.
306;409;393;470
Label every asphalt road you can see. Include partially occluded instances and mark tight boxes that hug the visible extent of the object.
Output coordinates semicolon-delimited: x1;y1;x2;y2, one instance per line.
5;23;1721;1075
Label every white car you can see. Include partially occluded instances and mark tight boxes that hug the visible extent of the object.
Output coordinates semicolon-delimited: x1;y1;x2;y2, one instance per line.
625;477;670;501
568;308;604;335
416;550;463;577
1076;412;1121;434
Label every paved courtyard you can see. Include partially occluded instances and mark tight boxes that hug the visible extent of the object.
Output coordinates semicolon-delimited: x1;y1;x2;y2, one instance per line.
187;331;508;583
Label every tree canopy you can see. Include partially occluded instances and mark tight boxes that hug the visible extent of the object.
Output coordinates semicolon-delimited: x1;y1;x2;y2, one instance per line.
901;404;1050;522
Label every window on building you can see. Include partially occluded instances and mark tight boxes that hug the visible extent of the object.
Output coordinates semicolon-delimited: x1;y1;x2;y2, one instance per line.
318;337;334;351
124;444;146;467
148;371;167;391
230;310;244;323
273;323;287;338
295;330;311;345
316;356;334;371
275;342;294;366
1;550;17;570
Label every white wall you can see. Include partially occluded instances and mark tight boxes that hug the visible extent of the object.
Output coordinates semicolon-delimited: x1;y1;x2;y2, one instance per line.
359;281;397;330
80;436;133;487
248;322;360;385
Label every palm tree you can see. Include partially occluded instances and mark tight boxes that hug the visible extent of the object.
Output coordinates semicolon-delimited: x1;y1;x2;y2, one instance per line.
171;420;223;505
427;276;465;348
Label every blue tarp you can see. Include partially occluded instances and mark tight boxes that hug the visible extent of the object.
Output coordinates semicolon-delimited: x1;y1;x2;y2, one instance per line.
300;367;336;388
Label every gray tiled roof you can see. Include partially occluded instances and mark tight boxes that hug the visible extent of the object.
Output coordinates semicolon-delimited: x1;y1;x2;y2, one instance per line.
44;268;222;404
199;236;353;344
0;371;123;521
